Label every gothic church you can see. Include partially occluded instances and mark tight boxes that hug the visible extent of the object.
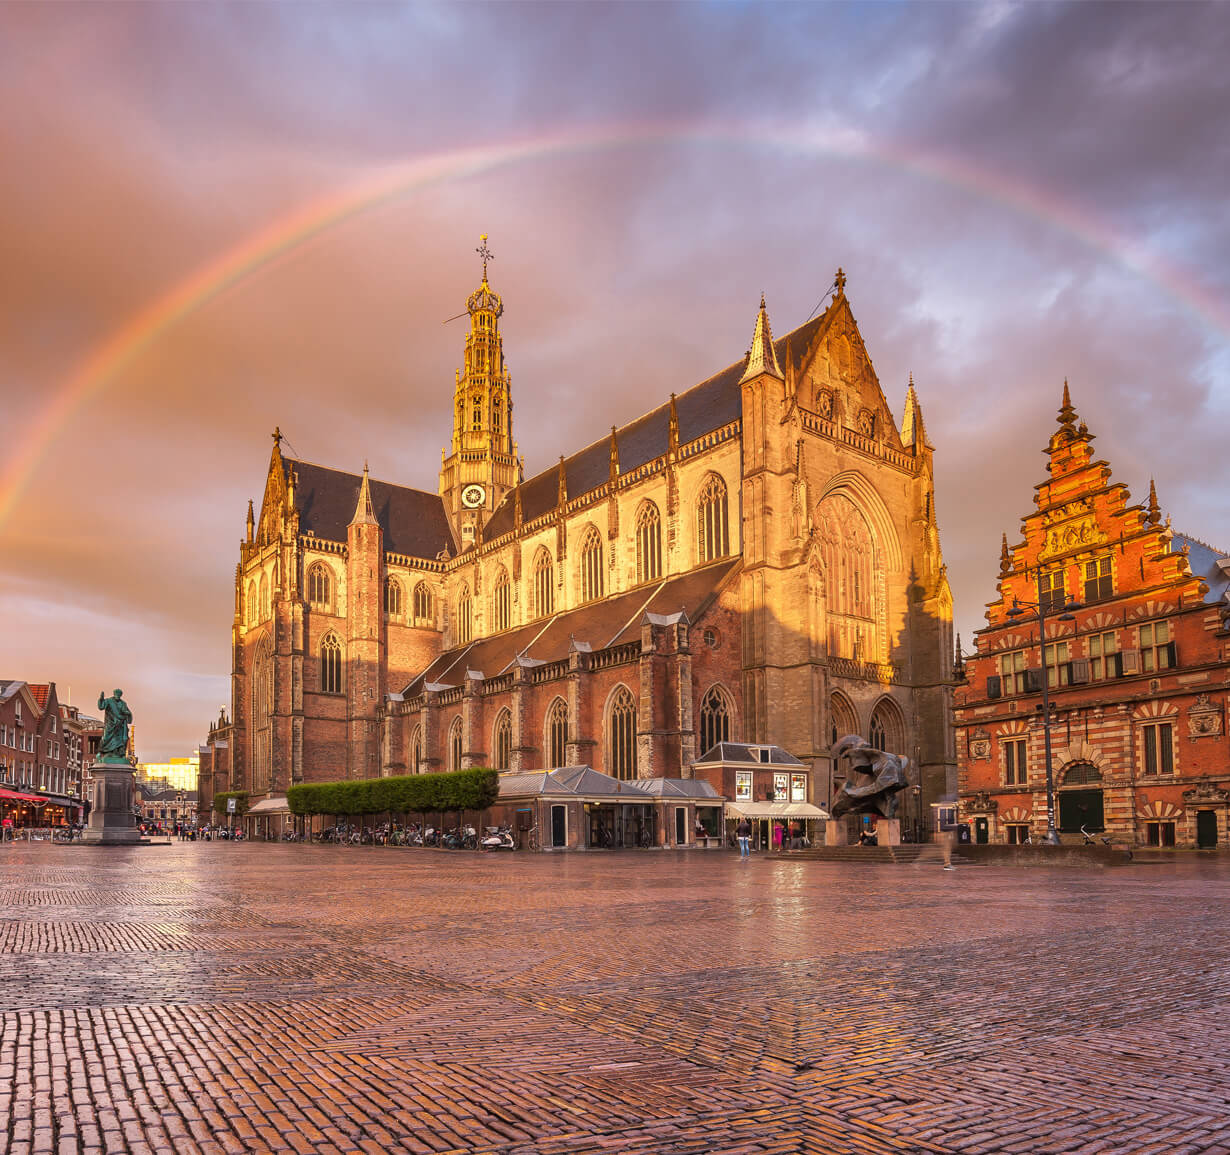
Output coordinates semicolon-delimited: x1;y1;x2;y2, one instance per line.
225;245;955;823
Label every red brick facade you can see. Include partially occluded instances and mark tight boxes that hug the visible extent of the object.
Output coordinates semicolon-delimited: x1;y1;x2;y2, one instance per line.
0;681;88;825
955;388;1230;848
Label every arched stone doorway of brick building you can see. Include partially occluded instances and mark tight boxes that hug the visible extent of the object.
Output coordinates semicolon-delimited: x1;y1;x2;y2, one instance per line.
1057;761;1104;833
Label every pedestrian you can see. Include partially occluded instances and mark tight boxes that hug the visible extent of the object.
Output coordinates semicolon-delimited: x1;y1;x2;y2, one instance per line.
695;818;708;849
736;817;752;858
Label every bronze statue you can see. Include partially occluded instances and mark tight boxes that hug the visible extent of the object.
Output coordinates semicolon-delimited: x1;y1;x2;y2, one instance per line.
97;689;132;764
831;734;910;819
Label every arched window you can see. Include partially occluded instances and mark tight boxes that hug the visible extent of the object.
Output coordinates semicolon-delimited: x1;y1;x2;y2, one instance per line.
409;726;422;774
816;494;878;661
320;633;343;694
698;685;732;756
697;473;730;563
448;716;463;772
545;698;568;769
259;573;270;620
607;687;637;780
307;563;332;609
251;637;273;792
830;692;858;748
455;583;473;645
247;580;257;625
385;577;403;617
492;709;512;771
1063;761;1102;786
869;699;905;752
636;501;662;585
413;581;434;625
491;567;511;633
533;548;554;619
580;526;604;603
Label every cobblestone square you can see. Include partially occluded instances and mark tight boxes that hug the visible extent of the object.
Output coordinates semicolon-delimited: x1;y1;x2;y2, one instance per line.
2;845;1229;1154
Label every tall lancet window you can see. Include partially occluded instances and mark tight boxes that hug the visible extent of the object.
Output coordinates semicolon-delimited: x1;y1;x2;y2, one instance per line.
636;501;662;585
697;473;730;563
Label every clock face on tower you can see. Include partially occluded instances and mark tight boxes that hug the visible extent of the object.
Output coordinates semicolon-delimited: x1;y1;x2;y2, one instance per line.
461;483;486;509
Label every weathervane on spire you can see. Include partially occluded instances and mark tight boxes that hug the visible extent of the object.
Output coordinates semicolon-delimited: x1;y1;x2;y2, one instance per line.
477;234;494;281
835;267;847;295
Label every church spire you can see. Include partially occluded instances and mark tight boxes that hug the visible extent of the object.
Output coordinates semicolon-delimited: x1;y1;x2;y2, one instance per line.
609;427;620;481
739;294;784;385
1057;379;1077;430
350;463;377;527
900;372;930;450
245;499;254;544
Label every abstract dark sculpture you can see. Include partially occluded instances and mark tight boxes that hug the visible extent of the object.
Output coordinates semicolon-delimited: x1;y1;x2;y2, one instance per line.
830;734;910;819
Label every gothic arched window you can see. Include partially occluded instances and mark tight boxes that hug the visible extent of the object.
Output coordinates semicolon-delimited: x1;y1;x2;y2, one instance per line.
251;636;274;792
698;685;732;757
385;577;403;617
545;698;568;769
455;583;473;645
259;572;270;620
409;726;422;774
580;525;604;603
868;699;904;752
449;716;463;772
320;633;344;694
697;473;730;563
636;501;662;585
247;580;258;625
492;566;511;633
607;687;637;780
413;581;434;625
533;548;554;619
307;563;333;609
492;709;512;771
816;494;878;662
830;692;858;748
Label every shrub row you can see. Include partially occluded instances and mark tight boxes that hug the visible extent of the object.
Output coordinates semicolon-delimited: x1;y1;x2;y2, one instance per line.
286;767;499;818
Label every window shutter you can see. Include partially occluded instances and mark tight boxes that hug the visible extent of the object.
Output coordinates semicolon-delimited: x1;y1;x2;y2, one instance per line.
1163;641;1178;669
1024;667;1044;693
1069;658;1091;684
1119;649;1140;675
986;675;1002;700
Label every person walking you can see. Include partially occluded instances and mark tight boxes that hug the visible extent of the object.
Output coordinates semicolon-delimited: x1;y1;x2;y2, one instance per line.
736;818;752;858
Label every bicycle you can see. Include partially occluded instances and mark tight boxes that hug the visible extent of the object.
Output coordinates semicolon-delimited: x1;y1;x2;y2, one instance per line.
526;826;540;851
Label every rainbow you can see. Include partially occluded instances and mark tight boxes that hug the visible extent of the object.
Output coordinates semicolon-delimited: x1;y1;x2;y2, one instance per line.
2;122;1225;532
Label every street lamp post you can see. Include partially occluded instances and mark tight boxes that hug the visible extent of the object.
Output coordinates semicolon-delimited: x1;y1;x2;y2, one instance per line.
1006;591;1082;845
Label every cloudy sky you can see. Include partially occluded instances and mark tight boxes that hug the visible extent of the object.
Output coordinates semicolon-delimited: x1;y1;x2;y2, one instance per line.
1;2;1227;758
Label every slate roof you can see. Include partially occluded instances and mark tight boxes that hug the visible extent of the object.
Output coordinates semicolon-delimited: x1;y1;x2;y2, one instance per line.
1172;532;1230;605
283;458;454;560
497;766;723;801
630;778;724;799
692;742;805;767
483;303;839;540
400;557;740;695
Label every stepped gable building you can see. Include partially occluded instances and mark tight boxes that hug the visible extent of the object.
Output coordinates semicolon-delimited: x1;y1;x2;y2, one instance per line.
955;387;1230;849
227;246;955;831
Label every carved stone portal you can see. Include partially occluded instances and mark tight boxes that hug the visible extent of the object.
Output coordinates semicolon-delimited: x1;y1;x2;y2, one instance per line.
830;735;910;820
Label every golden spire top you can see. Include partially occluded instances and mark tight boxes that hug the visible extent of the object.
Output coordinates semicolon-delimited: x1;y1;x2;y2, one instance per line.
476;234;493;283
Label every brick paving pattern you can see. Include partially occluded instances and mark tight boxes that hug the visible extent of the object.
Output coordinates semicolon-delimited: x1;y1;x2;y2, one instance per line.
2;845;1229;1154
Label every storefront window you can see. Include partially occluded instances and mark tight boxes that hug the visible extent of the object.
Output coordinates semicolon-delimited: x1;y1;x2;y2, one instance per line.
735;772;752;801
773;773;789;801
790;774;807;802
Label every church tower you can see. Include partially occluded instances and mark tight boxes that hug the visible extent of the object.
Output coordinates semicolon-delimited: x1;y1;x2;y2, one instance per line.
439;236;521;549
346;465;385;779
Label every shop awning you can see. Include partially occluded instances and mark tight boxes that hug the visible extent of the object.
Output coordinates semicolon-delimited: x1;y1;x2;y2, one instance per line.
247;796;291;815
0;789;46;803
725;801;831;820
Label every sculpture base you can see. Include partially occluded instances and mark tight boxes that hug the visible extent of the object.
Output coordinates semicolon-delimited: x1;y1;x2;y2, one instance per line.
80;762;143;845
876;818;901;846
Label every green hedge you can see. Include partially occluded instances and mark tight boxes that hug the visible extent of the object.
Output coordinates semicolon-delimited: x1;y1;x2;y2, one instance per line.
214;790;250;817
286;768;499;818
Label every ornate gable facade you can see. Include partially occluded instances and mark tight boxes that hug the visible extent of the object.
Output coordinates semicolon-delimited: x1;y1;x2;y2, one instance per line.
221;251;955;837
955;387;1230;848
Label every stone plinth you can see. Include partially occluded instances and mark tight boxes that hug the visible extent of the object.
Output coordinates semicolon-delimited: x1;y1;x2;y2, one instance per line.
80;761;143;845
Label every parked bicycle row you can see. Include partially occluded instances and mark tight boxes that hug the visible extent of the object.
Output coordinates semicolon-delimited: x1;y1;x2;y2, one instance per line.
280;821;532;850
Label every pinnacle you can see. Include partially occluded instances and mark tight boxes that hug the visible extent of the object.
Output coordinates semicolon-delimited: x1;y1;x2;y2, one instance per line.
1057;378;1077;428
350;463;378;527
738;295;784;385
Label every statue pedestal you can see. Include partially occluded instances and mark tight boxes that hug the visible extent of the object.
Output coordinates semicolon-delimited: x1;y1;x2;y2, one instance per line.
877;819;902;846
80;761;143;845
826;820;850;846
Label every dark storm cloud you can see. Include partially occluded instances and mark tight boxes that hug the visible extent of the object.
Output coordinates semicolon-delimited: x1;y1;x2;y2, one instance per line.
0;1;1225;756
